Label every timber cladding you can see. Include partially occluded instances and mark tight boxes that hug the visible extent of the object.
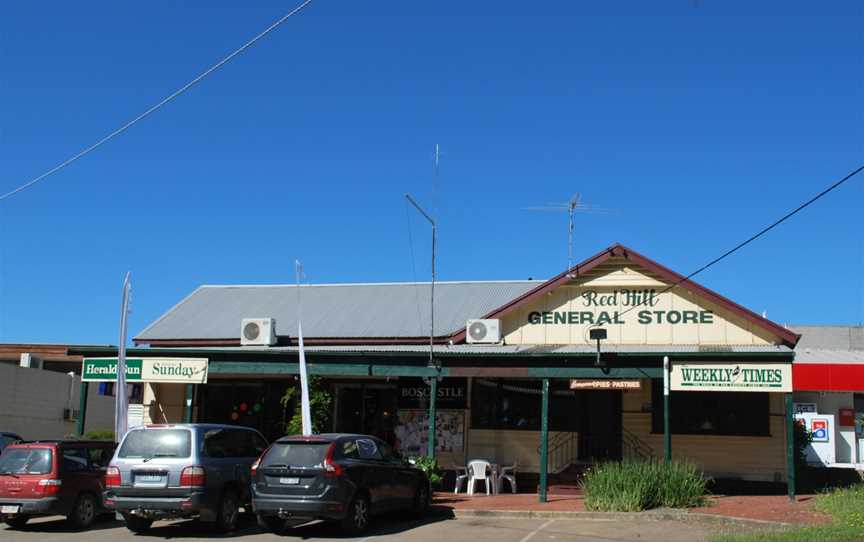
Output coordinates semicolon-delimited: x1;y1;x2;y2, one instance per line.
622;379;788;482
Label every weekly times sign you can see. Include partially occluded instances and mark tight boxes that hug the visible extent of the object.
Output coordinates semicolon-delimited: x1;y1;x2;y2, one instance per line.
670;362;791;393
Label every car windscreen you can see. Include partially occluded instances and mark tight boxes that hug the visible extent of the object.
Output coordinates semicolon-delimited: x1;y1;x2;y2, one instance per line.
0;448;53;475
262;442;332;468
118;429;192;459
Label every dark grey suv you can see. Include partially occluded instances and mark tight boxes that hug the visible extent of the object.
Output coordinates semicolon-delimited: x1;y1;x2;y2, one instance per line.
104;424;267;533
251;434;430;534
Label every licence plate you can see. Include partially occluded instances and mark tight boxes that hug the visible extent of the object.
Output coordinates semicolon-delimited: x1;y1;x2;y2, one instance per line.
136;474;164;483
279;477;300;485
1;505;20;514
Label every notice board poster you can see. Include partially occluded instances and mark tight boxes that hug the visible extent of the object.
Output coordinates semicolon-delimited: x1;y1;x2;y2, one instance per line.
394;410;464;457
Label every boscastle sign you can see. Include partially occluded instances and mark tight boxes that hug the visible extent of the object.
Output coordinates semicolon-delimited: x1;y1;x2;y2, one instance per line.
670;362;791;393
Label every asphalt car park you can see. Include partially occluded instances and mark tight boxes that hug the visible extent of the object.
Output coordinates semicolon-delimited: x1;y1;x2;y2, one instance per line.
0;508;746;542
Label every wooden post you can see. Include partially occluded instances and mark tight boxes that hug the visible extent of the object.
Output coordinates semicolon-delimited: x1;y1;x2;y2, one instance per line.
184;384;194;423
427;378;438;457
76;381;89;436
786;392;796;501
539;378;550;503
663;356;671;462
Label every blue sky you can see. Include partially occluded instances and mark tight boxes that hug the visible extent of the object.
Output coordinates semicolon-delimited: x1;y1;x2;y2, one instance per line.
0;1;862;344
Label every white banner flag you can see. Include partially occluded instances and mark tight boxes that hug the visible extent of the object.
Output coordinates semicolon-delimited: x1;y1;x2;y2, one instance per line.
115;272;131;443
298;321;312;436
295;260;312;436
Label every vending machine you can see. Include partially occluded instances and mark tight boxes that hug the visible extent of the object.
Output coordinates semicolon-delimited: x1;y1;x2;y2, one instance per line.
796;413;836;466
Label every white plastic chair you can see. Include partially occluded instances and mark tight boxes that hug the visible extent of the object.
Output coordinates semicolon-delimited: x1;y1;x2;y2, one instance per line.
467;460;493;495
453;464;469;494
497;461;518;494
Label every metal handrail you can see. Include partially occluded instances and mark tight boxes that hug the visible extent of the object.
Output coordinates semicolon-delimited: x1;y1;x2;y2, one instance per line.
538;432;578;474
622;428;655;461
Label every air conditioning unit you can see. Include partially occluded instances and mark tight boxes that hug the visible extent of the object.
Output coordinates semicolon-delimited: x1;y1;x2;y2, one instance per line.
466;319;501;344
63;408;79;422
241;318;277;346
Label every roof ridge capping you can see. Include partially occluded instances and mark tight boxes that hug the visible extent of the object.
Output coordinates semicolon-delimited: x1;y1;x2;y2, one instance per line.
197;279;544;288
450;242;801;348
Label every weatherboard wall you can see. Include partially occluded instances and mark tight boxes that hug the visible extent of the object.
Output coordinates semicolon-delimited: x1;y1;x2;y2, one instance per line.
622;379;788;482
501;265;779;346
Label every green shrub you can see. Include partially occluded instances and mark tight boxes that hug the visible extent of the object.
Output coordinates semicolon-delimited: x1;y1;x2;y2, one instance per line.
280;376;332;435
792;420;812;475
581;460;709;512
411;456;443;488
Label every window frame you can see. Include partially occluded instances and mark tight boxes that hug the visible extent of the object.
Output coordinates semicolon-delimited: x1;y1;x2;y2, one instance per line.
650;380;771;437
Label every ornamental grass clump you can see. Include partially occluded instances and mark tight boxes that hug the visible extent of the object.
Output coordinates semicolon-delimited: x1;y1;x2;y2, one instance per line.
581;460;708;512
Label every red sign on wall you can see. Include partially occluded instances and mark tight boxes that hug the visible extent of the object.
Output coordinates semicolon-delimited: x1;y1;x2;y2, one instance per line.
839;408;856;427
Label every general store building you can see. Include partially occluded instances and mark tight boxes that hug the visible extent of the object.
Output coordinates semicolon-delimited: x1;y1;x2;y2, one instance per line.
72;244;802;495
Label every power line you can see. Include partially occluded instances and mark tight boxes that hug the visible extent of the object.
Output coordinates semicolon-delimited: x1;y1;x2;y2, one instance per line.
0;0;315;202
606;164;864;324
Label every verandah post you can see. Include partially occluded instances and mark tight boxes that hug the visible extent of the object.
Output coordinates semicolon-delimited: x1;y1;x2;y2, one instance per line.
785;392;796;501
76;381;89;436
539;378;550;503
663;356;671;462
427;377;438;457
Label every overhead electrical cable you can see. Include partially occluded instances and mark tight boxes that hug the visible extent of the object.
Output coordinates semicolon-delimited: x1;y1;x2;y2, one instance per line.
603;164;864;324
0;0;314;201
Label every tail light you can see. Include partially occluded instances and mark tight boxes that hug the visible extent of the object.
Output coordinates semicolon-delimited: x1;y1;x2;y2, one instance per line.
38;479;62;496
251;445;270;478
180;466;206;487
323;443;344;477
105;466;121;488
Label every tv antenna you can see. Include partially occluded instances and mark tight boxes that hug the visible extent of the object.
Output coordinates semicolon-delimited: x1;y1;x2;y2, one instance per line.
524;193;617;277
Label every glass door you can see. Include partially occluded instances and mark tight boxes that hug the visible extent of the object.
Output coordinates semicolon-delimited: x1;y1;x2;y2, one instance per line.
334;383;397;444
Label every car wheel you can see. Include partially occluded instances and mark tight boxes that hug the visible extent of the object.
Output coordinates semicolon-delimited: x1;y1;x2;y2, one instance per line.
4;515;30;529
257;514;285;533
122;513;153;533
68;493;97;529
341;492;370;535
412;482;431;517
215;489;240;532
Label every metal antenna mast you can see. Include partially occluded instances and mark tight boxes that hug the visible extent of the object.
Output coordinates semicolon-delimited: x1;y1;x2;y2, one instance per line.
524;193;617;276
405;194;436;370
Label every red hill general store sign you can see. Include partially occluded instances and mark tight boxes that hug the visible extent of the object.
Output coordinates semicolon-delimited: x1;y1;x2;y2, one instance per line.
526;288;714;326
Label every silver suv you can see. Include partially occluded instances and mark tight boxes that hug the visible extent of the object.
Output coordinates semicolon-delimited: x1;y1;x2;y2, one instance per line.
103;424;267;533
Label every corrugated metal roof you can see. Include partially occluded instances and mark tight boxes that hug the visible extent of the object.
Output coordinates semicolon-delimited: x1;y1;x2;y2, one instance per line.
792;348;864;364
789;326;863;351
135;281;542;341
164;344;792;356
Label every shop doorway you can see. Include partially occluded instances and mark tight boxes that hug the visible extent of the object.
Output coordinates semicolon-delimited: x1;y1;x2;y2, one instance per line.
333;383;398;444
577;390;623;461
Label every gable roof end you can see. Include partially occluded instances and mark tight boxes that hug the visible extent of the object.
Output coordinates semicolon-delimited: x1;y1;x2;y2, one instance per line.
450;243;801;348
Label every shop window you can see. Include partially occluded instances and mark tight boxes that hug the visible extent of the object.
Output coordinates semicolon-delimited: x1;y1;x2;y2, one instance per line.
197;381;292;442
650;380;770;437
471;379;580;431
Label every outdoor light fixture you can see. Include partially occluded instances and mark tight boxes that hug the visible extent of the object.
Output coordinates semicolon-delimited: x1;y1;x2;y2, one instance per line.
590;328;609;373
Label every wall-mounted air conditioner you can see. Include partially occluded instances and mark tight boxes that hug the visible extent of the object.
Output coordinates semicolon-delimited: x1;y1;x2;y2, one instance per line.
241;318;277;346
466;319;501;344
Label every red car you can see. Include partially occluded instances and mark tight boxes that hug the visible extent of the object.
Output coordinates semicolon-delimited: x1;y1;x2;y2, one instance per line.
0;440;116;529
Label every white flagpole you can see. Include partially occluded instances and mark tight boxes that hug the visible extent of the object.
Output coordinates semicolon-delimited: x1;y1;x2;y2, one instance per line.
115;272;131;443
295;260;312;436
